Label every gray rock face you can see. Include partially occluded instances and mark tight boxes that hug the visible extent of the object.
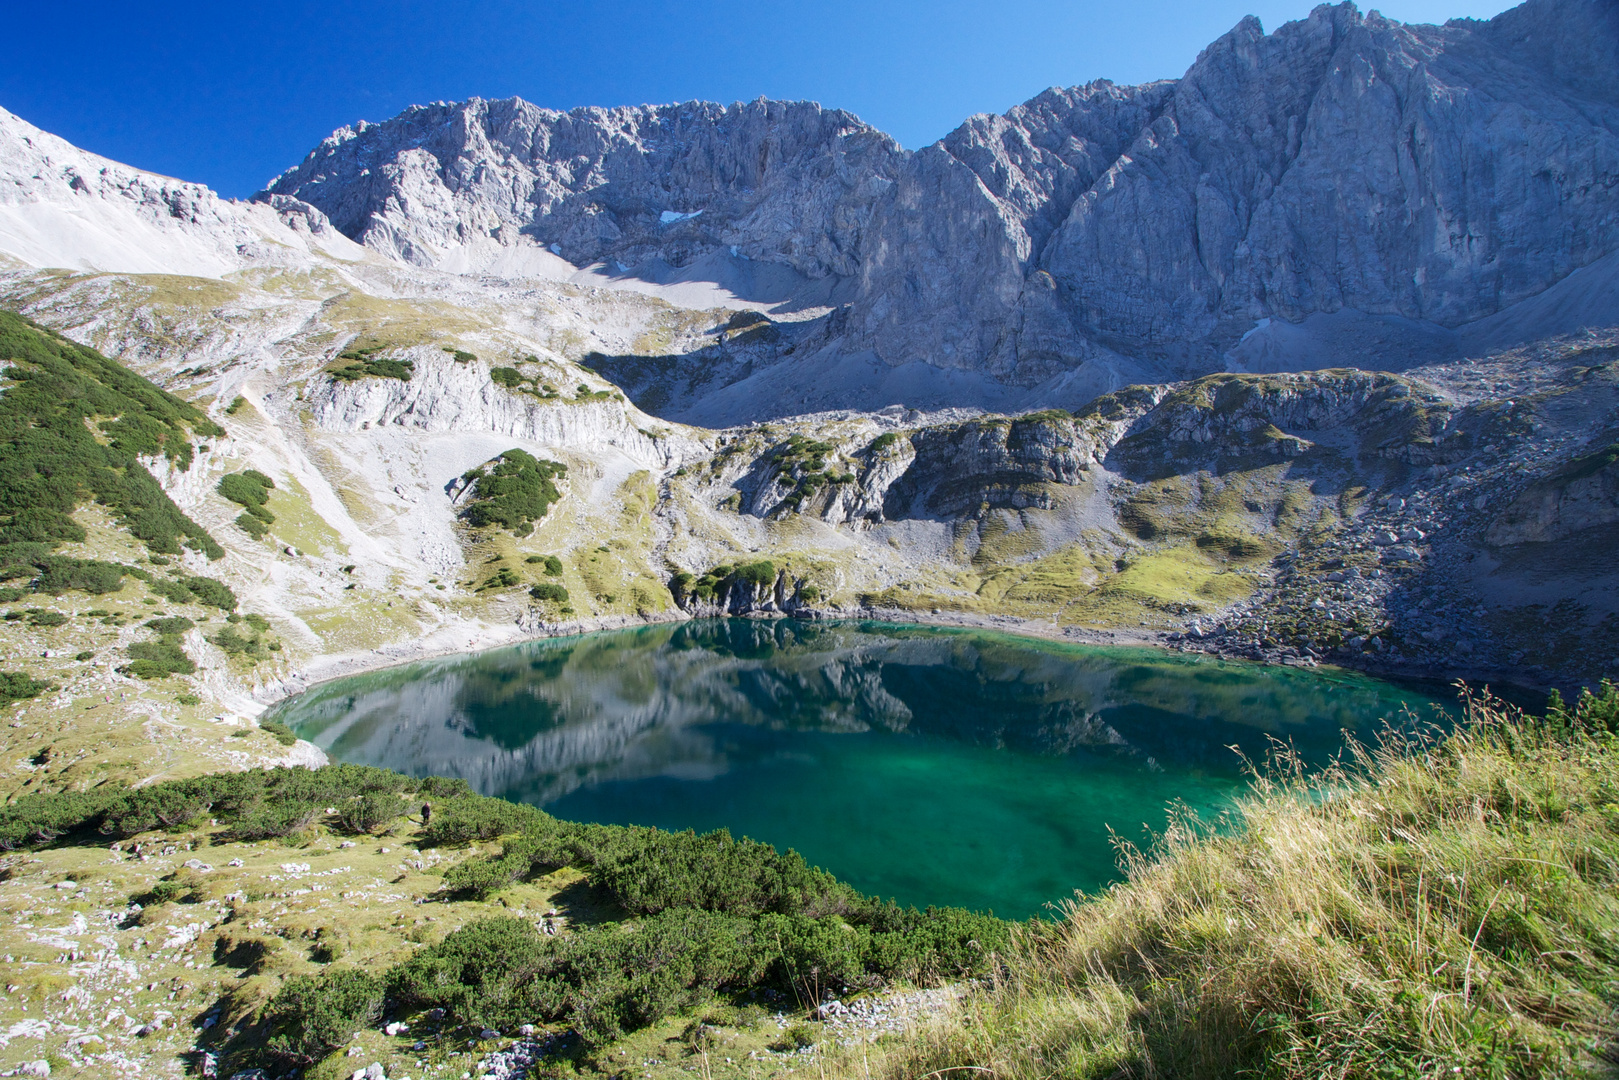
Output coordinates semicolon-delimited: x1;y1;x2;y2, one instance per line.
266;0;1619;417
266;97;902;280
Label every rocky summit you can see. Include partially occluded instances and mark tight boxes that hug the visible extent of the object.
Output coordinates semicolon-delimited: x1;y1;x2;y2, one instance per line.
264;0;1619;422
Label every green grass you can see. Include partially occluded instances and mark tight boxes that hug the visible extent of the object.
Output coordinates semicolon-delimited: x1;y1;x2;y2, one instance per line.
884;684;1619;1080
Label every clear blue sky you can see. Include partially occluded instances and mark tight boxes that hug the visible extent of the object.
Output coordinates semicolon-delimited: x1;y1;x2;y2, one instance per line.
4;0;1517;198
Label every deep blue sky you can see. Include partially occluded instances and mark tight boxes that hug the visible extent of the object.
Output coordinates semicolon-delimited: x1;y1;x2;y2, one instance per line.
5;0;1516;199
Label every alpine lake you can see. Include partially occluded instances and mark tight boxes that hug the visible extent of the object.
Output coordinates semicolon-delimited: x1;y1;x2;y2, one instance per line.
272;619;1465;920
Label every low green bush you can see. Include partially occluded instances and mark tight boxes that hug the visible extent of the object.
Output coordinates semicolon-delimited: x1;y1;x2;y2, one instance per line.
223;800;320;842
419;795;550;847
220;470;275;537
262;968;386;1065
585;827;856;918
337;793;406;834
124;619;195;679
218;470;274;511
99;785;210;836
143;574;237;609
481;567;520;590
0;671;54;705
524;554;565;576
183;575;237;610
148;577;195;604
330;356;414;382
259;720;298;746
529;582;568;603
386;917;556;1032
460;450;567;535
33;556;127;595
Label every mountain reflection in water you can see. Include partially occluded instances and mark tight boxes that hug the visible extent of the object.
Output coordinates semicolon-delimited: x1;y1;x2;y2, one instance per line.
274;619;1448;916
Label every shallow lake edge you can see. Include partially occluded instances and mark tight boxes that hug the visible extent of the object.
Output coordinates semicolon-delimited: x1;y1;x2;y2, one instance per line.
261;604;1538;723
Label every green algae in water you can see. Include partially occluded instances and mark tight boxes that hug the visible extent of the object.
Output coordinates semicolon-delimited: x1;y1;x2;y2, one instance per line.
274;619;1449;919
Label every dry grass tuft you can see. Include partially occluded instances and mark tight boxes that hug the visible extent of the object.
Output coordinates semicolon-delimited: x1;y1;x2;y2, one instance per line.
886;684;1619;1079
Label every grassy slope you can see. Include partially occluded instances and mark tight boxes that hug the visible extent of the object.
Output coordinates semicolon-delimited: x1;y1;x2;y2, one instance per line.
884;687;1619;1080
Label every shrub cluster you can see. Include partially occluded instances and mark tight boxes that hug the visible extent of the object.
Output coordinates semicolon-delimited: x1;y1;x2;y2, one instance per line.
218;470;276;539
675;561;777;605
258;719;298;746
0;670;53;704
459;450;567;535
0;762;409;849
210;612;278;661
0;312;223;560
144;573;237;610
770;435;855;512
485;362;563;400
378;886;1000;1048
32;555;127;595
330;343;413;382
428;822;1007;1042
0;756;1013;1060
337;792;407;834
262;968;385;1064
123;616;196;679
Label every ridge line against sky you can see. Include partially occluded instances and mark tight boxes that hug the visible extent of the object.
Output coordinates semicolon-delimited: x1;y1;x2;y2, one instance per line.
6;0;1516;200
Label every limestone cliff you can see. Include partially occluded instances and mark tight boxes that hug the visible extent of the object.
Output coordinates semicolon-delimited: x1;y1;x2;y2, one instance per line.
263;0;1619;422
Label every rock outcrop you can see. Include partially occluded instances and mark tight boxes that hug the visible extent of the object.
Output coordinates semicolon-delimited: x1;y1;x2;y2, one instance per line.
305;350;697;468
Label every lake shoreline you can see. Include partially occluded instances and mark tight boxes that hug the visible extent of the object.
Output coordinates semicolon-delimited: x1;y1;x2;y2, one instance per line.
260;600;1546;715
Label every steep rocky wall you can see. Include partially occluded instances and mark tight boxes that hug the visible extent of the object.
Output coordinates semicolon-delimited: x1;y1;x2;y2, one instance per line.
266;97;902;278
306;352;700;468
264;0;1619;406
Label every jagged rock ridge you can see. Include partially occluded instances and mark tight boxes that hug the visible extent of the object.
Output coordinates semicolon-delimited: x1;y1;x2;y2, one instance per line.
265;0;1619;421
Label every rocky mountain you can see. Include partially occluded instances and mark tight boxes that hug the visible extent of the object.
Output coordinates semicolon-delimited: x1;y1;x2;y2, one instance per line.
0;0;1615;789
262;0;1619;422
0;107;367;278
2;5;1619;1075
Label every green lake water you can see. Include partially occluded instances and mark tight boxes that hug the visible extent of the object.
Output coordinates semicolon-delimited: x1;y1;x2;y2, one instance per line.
272;619;1454;919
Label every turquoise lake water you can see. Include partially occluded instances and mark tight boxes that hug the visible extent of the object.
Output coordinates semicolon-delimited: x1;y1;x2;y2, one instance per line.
272;619;1454;919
